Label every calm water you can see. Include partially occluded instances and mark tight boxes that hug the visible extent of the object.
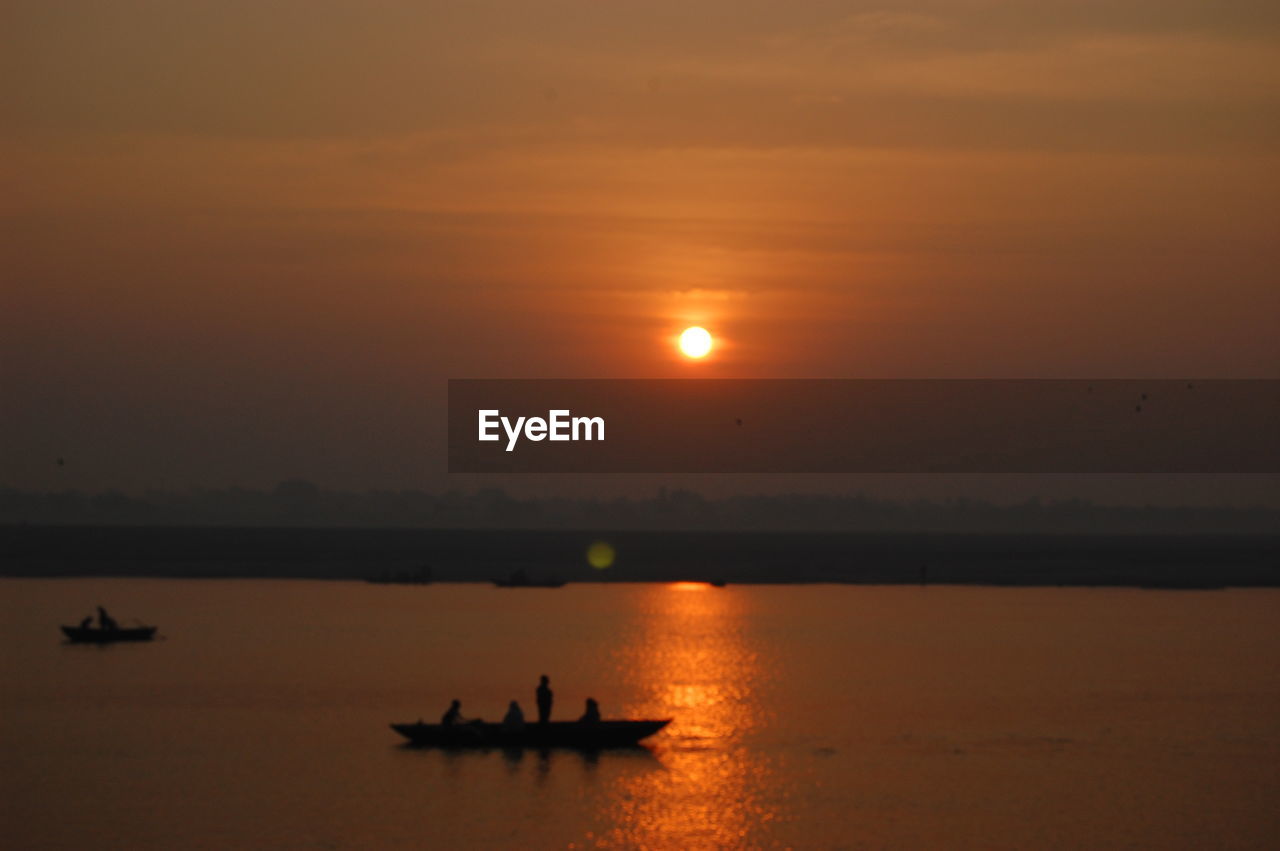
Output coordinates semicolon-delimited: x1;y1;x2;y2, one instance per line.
2;580;1278;849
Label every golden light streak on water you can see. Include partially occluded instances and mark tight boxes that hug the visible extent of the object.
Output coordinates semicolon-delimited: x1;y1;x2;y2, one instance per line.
599;583;779;849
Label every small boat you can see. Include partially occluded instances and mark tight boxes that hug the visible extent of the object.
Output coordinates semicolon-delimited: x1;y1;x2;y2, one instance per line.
61;625;157;644
366;565;434;585
1139;580;1227;591
492;568;566;588
390;719;670;749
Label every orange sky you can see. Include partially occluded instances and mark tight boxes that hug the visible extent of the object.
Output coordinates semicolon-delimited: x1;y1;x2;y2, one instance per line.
3;1;1278;494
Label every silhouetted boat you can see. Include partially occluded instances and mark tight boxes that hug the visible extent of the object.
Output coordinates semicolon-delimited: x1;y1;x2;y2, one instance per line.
390;719;670;749
61;625;157;643
1139;580;1227;590
492;568;566;588
366;565;434;585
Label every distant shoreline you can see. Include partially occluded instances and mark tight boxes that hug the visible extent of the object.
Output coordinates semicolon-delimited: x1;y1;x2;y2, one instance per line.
6;578;1271;591
4;525;1277;588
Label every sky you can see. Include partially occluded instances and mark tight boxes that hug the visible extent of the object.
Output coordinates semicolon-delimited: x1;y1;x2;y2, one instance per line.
3;1;1278;498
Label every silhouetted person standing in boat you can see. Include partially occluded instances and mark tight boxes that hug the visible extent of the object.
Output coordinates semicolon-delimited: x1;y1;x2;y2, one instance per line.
579;697;600;725
97;606;118;631
536;675;553;724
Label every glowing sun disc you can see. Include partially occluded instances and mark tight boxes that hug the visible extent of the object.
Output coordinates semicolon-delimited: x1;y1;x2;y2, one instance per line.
679;326;713;358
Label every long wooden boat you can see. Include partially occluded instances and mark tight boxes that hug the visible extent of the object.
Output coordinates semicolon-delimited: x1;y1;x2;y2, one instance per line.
492;568;566;588
366;566;434;585
390;719;670;749
61;625;157;644
491;578;567;588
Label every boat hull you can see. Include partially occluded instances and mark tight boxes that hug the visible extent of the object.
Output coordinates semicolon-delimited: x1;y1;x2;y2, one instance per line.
491;580;567;588
61;626;157;644
390;719;669;749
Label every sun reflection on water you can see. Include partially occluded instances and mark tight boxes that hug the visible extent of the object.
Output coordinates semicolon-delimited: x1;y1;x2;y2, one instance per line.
669;580;714;591
591;583;779;849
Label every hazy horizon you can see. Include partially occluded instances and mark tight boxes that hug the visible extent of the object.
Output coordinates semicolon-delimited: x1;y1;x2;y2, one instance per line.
5;481;1279;534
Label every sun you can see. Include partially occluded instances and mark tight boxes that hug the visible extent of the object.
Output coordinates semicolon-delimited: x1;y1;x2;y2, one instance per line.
678;326;713;358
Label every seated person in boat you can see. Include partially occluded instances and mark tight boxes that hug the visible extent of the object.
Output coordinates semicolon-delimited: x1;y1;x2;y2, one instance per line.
97;606;118;631
578;697;601;724
79;615;93;629
502;700;526;733
441;699;477;726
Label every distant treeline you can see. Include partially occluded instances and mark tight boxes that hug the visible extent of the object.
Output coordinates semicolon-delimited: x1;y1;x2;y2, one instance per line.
3;526;1279;587
1;481;1277;534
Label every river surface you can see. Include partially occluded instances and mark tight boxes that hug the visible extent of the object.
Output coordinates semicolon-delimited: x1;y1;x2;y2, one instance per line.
2;579;1278;849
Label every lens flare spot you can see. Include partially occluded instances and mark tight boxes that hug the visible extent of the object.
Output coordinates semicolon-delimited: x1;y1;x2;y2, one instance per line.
587;541;616;569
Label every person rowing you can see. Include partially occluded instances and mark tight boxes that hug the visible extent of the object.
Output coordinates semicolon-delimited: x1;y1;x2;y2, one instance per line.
96;606;118;631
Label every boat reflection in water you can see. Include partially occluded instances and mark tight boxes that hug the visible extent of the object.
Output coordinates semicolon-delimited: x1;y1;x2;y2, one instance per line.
590;581;778;849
